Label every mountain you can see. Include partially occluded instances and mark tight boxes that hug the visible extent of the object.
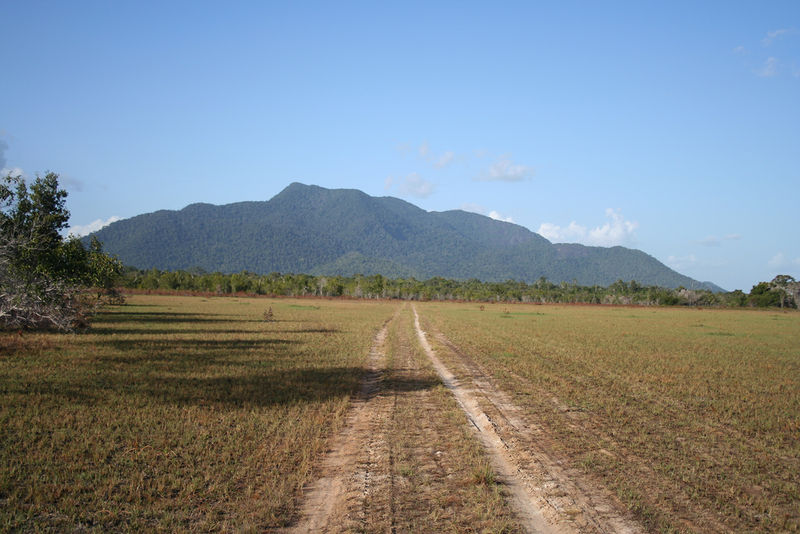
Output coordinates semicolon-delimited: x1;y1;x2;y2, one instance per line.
86;183;723;291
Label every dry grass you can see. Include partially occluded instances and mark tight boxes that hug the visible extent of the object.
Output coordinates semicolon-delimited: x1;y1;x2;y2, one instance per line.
374;307;521;532
417;302;800;532
7;295;795;532
0;295;396;531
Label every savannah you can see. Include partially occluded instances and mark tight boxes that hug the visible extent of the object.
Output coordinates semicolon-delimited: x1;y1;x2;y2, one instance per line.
4;2;800;532
2;294;798;532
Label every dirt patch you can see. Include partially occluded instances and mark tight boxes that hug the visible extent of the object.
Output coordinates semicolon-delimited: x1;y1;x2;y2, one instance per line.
289;315;393;533
289;306;523;532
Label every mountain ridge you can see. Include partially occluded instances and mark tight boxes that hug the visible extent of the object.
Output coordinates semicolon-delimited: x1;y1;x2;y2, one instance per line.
86;182;724;291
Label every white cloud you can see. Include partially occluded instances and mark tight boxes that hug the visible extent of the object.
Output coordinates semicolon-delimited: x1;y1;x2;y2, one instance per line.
762;29;792;46
1;166;25;178
588;209;638;246
767;252;800;268
488;210;514;223
479;155;533;182
537;221;587;242
757;56;779;77
769;252;786;267
418;142;430;158
666;254;698;270
68;216;121;237
733;45;747;55
460;202;514;222
537;208;638;247
384;175;394;191
724;233;742;241
394;172;435;198
460;202;485;214
434;151;454;169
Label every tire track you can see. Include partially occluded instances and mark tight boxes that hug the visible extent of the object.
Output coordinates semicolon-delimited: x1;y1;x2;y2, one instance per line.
290;314;394;533
412;305;644;534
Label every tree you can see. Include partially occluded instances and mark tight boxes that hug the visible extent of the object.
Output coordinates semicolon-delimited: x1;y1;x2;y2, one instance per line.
769;275;798;309
1;172;122;330
747;281;781;307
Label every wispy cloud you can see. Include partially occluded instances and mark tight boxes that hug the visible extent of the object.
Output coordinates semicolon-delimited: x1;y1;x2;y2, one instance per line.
478;155;533;182
386;172;435;198
460;202;485;214
769;252;785;267
434;151;454;169
756;56;779;77
666;254;698;271
1;166;25;178
459;203;514;223
68;216;121;237
537;208;638;247
768;252;800;269
402;142;458;169
737;29;798;79
488;210;514;223
762;28;792;46
0;137;23;178
418;142;430;158
696;234;742;247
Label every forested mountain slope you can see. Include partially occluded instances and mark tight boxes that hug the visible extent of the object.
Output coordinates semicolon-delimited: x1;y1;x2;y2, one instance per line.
87;183;722;290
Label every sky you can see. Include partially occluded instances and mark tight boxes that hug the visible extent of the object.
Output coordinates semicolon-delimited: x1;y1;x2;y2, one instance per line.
2;1;798;291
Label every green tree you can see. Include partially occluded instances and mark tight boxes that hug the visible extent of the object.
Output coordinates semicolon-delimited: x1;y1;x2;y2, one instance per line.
748;282;781;307
1;172;122;330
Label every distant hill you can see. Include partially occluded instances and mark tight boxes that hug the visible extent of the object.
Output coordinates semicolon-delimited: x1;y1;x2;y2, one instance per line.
86;182;724;291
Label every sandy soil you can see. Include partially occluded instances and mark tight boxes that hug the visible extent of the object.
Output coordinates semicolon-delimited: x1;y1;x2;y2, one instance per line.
289;305;645;533
289;315;393;533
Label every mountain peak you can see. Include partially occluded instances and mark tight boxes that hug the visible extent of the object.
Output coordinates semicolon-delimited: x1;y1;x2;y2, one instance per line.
87;183;720;289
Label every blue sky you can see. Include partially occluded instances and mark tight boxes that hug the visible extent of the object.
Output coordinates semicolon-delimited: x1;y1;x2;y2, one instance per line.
2;1;798;290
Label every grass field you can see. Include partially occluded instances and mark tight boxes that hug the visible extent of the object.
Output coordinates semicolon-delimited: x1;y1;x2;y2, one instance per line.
417;302;800;532
0;295;396;531
2;295;798;532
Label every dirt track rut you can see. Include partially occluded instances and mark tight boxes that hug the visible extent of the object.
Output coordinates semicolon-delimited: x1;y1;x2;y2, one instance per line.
413;305;644;534
290;304;643;533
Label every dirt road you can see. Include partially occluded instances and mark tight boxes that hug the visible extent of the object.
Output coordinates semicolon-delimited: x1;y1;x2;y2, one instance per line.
289;304;643;533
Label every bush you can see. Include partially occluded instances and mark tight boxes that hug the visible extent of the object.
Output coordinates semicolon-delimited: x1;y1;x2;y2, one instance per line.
0;172;122;331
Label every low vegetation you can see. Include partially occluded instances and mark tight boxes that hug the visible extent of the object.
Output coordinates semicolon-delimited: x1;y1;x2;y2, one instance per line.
417;302;800;532
0;295;395;530
3;294;797;531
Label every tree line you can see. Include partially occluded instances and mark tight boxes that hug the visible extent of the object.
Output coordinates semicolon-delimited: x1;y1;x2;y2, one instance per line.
120;268;799;309
3;172;796;334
